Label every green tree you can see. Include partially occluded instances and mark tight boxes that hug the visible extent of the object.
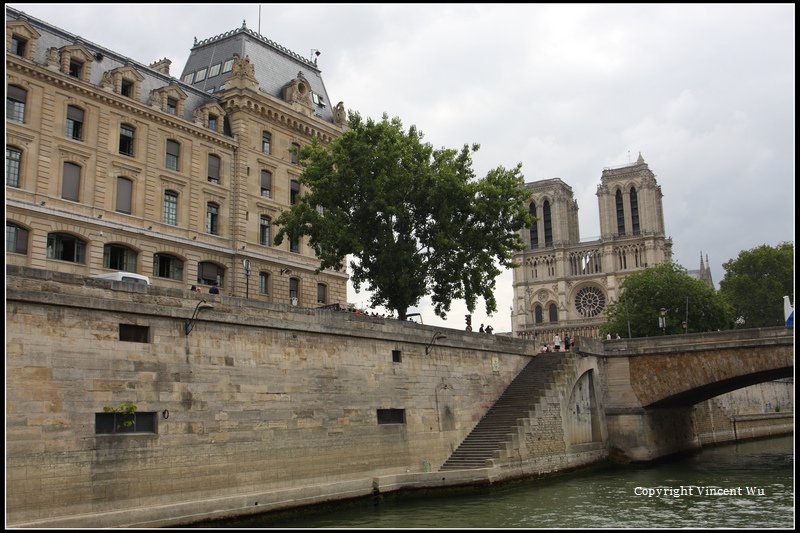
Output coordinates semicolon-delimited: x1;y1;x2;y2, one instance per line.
602;262;731;338
719;242;794;328
274;112;533;319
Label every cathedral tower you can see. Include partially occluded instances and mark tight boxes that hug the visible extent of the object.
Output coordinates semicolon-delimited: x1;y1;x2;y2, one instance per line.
512;154;672;340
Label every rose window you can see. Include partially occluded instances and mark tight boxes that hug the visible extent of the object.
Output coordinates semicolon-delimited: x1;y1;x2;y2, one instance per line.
575;286;606;318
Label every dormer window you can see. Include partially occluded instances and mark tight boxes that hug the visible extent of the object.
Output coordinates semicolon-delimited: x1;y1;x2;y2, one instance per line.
208;114;217;131
222;58;234;73
11;35;27;57
7;21;40;62
195;68;207;82
69;59;84;78
312;93;325;107
121;79;134;97
149;84;187;117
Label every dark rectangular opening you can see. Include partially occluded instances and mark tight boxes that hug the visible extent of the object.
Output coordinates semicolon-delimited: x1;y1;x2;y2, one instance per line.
377;408;406;425
119;324;150;343
95;412;157;434
392;349;402;363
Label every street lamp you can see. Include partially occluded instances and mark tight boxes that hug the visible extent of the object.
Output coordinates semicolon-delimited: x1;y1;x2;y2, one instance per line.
184;300;214;335
659;307;667;335
425;333;447;356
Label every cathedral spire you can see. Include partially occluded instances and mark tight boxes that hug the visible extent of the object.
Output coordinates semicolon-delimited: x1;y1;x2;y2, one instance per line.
637;152;645;163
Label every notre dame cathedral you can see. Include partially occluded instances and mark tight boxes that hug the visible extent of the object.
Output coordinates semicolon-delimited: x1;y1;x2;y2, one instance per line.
511;153;674;341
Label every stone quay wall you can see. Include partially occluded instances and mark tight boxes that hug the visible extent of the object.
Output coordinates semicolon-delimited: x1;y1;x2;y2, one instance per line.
7;267;546;527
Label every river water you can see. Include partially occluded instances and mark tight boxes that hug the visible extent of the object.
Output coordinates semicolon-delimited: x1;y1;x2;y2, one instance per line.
201;436;794;528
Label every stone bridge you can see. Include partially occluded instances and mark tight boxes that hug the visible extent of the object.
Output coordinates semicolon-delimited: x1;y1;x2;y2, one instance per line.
576;327;794;461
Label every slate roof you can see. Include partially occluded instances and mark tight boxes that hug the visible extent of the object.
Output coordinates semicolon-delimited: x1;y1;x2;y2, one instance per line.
6;6;223;125
180;21;335;123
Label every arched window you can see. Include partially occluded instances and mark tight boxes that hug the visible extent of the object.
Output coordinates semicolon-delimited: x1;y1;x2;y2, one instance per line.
153;253;183;280
260;215;271;246
6;146;22;187
529;202;538;249
66;105;84;141
47;232;86;263
543;200;553;246
103;243;138;271
6;222;29;255
7;85;26;123
630;187;640;235
197;262;224;287
534;304;543;324
616;189;626;236
549;303;558;323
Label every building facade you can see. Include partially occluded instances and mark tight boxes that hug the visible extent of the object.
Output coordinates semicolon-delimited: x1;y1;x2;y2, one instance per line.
6;7;348;306
512;153;673;341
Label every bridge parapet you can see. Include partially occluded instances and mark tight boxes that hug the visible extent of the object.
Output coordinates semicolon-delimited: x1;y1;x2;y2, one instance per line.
575;327;793;358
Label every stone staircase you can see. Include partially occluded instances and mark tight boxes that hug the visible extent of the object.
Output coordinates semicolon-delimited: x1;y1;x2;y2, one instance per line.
439;352;567;471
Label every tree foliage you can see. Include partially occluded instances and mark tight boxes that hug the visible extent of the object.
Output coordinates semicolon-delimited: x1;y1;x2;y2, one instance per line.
601;262;731;338
274;112;533;319
718;242;794;328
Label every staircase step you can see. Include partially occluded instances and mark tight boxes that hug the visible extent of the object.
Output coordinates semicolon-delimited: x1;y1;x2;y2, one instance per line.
438;353;569;471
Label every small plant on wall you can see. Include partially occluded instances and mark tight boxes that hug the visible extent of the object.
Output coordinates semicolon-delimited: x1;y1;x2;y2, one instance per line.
103;402;138;431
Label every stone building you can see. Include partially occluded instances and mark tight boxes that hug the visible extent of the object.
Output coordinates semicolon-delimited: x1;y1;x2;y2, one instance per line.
512;153;673;341
687;252;714;288
5;7;348;306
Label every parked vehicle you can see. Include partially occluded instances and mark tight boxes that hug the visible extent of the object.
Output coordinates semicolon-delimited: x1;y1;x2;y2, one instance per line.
90;272;150;285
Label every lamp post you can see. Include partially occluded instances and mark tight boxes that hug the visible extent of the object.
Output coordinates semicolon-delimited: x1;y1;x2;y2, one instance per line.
243;259;251;299
659;307;667;335
184;300;214;335
425;333;447;356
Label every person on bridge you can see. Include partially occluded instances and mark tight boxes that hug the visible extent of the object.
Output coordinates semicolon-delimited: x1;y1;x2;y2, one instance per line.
553;333;561;351
564;334;571;351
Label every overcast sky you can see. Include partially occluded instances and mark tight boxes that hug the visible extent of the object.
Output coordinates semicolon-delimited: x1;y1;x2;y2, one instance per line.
11;4;795;332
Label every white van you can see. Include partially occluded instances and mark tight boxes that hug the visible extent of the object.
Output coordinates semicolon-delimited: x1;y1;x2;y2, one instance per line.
90;272;151;285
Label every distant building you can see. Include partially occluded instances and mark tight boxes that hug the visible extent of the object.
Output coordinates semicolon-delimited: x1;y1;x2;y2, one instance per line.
6;7;348;306
512;153;673;340
687;252;714;288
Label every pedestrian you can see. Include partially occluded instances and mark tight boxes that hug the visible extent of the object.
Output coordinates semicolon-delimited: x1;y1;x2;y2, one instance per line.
615;333;622;339
485;325;494;335
553;333;561;352
564;334;570;351
479;324;485;333
190;284;200;293
606;332;612;340
209;282;220;295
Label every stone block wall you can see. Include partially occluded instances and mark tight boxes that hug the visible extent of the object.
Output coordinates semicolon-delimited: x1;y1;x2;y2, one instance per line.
6;267;534;526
